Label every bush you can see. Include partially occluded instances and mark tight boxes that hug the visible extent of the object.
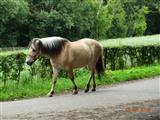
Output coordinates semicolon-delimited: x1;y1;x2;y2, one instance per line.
102;34;160;70
0;46;159;87
104;46;160;70
0;53;26;87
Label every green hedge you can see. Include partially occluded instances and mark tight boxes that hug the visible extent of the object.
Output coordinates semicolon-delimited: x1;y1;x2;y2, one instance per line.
0;46;159;87
0;53;26;87
104;46;160;70
101;35;160;70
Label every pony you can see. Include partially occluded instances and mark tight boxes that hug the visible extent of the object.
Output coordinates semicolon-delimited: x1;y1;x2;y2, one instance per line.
26;37;105;97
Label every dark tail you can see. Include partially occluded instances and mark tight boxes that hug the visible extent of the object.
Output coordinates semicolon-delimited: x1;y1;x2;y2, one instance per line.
96;53;105;79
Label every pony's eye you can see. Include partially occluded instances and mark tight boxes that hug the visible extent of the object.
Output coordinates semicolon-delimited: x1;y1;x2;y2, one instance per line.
32;49;36;52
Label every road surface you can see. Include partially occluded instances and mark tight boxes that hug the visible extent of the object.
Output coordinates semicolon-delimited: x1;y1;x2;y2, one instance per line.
1;76;160;120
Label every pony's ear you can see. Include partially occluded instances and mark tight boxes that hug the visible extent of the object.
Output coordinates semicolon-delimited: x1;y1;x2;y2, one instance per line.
32;38;39;42
36;40;42;47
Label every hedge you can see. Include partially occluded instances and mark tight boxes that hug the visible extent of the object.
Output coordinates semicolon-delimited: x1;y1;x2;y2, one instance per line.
104;46;160;70
0;35;160;87
101;34;160;70
0;53;26;87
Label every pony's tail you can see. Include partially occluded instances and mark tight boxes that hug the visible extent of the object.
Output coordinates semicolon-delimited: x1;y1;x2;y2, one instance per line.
96;52;105;80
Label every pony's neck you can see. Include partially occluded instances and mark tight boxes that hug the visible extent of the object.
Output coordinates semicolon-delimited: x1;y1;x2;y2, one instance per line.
40;39;68;56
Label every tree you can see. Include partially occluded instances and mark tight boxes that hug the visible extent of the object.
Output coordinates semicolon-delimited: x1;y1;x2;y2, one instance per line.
144;0;160;34
123;0;149;36
100;0;149;38
0;0;158;47
104;0;127;38
27;0;108;40
0;0;29;47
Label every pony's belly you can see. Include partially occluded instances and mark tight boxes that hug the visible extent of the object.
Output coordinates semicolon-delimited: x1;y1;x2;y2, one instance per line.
71;60;90;68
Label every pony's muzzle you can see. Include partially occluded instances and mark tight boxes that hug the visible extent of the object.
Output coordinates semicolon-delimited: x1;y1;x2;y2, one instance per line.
25;57;34;66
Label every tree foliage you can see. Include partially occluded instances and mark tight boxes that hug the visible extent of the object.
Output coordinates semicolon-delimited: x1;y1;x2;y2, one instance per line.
0;0;159;47
0;0;29;46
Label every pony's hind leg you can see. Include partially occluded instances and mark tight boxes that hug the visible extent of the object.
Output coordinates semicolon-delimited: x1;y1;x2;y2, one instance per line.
84;76;92;93
68;70;78;94
92;73;96;92
85;65;95;93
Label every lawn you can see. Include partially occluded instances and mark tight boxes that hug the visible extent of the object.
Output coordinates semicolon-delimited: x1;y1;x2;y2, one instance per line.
0;63;160;101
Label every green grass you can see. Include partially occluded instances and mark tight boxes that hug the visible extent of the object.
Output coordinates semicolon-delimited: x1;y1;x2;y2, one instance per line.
0;64;160;101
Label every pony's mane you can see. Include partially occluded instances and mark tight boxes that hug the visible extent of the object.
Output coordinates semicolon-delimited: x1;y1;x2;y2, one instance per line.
32;37;68;55
40;37;68;55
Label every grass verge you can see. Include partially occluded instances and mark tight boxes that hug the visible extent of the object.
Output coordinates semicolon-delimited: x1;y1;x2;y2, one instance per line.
0;64;160;101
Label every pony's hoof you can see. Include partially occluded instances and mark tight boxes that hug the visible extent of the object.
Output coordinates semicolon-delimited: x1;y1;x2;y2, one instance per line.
47;94;53;97
73;90;78;95
92;88;96;92
47;91;54;97
84;88;89;93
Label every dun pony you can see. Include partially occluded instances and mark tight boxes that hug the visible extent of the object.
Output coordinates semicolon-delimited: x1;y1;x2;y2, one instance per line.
26;37;105;97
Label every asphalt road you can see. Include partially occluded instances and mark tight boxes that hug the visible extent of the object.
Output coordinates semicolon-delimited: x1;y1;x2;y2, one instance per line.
1;76;160;120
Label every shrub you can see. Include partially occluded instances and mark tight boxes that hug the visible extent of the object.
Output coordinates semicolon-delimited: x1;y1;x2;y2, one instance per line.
102;35;160;70
0;52;26;87
104;46;160;70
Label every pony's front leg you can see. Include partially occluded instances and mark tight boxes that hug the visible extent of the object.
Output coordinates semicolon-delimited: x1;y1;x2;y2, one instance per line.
68;70;78;95
47;69;59;97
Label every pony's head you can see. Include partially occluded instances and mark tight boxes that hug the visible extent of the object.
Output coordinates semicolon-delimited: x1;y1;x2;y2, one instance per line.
26;38;42;66
26;37;68;66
